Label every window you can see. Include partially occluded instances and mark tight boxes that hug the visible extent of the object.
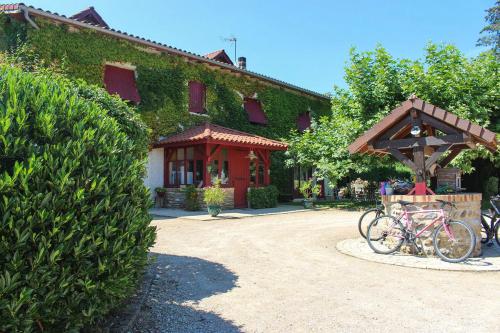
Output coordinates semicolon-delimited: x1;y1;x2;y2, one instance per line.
103;65;141;104
297;112;311;132
244;98;268;125
166;147;204;187
188;81;206;114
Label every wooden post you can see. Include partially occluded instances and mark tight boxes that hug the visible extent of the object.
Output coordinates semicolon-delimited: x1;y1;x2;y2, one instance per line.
204;143;211;187
413;146;426;195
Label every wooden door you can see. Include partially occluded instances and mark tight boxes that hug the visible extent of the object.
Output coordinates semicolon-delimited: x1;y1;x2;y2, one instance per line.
230;149;249;208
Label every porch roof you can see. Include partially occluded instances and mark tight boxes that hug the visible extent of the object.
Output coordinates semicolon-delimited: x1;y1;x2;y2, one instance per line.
154;122;288;150
348;96;498;155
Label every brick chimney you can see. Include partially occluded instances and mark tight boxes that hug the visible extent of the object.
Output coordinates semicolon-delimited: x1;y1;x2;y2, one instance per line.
238;57;246;70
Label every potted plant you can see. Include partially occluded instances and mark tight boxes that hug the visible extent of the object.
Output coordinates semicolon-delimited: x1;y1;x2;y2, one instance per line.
299;179;321;208
203;180;225;217
155;187;167;197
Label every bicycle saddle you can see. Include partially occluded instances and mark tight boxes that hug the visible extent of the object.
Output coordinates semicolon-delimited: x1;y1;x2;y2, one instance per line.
398;200;412;206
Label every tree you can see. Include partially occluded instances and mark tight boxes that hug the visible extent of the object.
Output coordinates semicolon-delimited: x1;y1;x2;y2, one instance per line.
477;0;500;58
286;44;499;185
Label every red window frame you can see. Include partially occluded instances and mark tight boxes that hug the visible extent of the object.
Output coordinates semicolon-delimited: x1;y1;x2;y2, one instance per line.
103;65;141;104
297;112;311;132
188;81;207;114
166;147;204;187
244;98;268;125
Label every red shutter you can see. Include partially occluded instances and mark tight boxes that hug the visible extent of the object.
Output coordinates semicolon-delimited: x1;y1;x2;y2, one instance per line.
103;65;141;104
189;81;206;113
244;98;268;125
297;112;311;132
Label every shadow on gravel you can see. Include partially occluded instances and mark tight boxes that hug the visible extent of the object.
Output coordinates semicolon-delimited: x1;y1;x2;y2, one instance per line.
131;253;242;333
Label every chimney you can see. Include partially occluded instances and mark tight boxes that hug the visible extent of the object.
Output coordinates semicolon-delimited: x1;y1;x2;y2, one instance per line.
238;57;246;70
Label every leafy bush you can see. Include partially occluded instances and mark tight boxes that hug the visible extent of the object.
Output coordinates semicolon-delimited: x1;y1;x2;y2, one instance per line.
203;181;225;206
183;185;200;211
248;185;279;209
483;176;499;200
299;180;321;199
0;66;155;332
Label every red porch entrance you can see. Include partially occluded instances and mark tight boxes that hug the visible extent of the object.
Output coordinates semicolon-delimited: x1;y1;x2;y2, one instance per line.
153;122;287;208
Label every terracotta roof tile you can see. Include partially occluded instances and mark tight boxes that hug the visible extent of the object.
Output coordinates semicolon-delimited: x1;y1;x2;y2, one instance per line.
0;3;21;11
156;123;287;150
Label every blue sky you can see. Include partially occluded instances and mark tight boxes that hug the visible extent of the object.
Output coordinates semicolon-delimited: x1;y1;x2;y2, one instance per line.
25;0;492;93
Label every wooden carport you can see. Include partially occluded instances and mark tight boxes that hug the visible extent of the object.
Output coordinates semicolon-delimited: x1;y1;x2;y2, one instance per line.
348;96;498;195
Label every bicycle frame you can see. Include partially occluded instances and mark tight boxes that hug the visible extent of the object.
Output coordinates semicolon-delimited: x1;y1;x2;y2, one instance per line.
394;207;456;241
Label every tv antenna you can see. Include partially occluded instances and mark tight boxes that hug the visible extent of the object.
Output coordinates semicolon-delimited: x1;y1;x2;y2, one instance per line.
223;36;237;64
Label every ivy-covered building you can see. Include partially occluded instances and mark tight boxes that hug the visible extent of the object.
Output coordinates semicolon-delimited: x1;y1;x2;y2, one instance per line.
0;4;331;207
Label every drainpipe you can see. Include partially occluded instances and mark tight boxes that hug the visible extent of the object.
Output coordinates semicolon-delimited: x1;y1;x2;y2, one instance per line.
20;6;39;30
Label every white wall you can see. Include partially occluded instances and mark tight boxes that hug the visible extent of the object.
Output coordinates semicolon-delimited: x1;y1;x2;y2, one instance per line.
144;148;164;199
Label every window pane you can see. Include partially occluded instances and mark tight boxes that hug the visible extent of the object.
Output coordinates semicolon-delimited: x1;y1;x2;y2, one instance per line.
179;161;185;184
250;161;256;184
187;160;194;185
210;160;219;184
196;160;203;185
221;160;229;185
258;161;264;185
177;148;184;160
186;147;194;160
169;161;176;185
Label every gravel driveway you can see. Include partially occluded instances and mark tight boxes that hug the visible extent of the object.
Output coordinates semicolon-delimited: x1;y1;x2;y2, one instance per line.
132;209;500;332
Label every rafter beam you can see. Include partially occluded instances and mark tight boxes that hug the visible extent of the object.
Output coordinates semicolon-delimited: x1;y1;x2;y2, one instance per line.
373;133;469;150
425;144;451;170
388;148;417;171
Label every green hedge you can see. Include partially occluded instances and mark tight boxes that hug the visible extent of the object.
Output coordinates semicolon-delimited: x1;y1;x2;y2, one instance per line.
0;66;155;332
248;185;279;209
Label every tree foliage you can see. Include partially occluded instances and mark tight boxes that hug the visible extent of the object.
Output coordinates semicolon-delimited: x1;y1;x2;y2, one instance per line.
286;44;499;185
477;0;500;57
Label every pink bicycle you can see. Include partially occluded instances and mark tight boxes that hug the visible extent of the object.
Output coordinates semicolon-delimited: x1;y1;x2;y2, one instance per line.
366;199;476;263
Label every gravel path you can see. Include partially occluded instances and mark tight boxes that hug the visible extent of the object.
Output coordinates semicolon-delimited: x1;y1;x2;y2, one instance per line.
130;209;500;332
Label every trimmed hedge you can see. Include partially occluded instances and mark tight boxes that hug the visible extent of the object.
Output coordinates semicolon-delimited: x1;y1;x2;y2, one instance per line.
248;185;279;209
0;66;155;332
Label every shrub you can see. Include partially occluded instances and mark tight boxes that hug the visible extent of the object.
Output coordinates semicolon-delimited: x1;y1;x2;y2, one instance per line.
183;185;200;211
483;176;499;201
203;181;225;206
299;180;321;199
248;185;279;209
0;66;155;332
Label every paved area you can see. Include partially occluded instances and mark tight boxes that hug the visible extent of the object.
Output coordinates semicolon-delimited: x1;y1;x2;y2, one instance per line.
132;209;500;333
337;237;500;271
150;204;315;220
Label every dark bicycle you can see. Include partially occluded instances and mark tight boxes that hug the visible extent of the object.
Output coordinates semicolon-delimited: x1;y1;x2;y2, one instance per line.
358;203;385;239
480;195;500;246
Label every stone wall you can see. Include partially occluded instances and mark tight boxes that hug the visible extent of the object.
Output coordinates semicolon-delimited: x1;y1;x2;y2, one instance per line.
156;187;235;210
382;193;482;257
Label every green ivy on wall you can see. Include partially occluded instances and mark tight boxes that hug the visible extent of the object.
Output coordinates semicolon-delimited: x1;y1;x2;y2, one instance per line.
0;15;330;194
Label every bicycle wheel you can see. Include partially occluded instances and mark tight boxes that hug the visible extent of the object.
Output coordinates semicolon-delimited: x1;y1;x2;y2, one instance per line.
480;214;491;244
433;220;475;263
358;208;383;239
495;220;500;246
366;215;405;254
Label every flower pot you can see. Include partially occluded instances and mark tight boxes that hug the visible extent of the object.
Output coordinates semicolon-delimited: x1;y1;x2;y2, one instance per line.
303;198;314;209
207;205;222;217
